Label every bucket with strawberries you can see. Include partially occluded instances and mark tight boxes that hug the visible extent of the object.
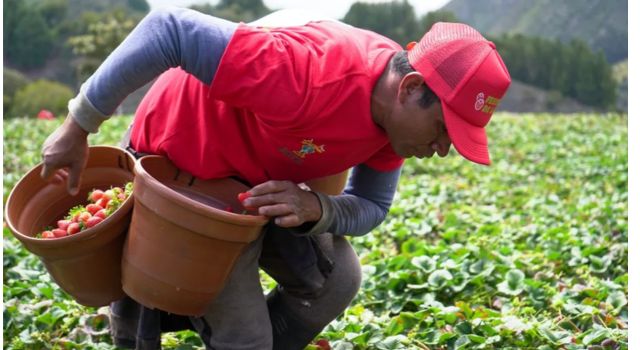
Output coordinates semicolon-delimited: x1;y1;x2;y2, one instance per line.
5;146;136;307
122;155;269;316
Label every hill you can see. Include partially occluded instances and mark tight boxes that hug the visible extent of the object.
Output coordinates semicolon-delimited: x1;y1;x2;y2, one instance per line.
442;0;627;63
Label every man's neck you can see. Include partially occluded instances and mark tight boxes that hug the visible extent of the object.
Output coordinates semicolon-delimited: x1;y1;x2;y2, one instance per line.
371;58;399;130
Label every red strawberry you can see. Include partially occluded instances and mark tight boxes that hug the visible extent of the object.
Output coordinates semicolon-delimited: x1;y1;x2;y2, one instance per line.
52;228;67;238
67;222;81;235
97;197;110;209
41;231;55;239
237;191;256;210
94;209;107;219
57;219;71;231
315;339;331;350
86;204;102;215
78;212;92;224
89;189;104;203
102;190;114;201
85;216;104;228
237;191;251;202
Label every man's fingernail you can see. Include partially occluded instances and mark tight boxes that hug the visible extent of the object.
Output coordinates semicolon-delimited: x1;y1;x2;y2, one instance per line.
70;188;79;196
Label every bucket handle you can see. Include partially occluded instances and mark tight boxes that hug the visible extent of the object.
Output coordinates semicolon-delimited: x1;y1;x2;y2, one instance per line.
172;169;197;187
118;155;133;172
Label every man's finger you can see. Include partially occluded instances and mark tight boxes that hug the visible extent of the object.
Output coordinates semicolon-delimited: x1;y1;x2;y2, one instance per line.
258;203;291;217
51;172;65;185
66;163;83;196
249;180;289;196
274;214;301;227
40;163;56;181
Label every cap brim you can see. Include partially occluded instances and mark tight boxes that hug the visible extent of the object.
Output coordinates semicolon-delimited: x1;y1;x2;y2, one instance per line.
441;103;491;165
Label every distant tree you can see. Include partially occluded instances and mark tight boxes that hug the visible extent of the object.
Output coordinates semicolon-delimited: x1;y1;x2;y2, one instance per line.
9;79;74;118
4;0;56;69
191;0;270;22
38;0;69;29
4;68;31;115
492;34;617;109
419;10;459;31
67;10;137;83
343;0;418;46
128;0;150;13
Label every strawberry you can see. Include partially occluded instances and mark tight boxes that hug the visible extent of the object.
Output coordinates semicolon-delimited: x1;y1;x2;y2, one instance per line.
85;216;104;228
89;189;104;203
67;222;81;235
41;231;54;239
314;339;331;350
57;220;71;231
237;191;256;210
96;197;110;209
94;209;107;219
86;204;102;215
102;190;114;201
78;212;92;224
52;228;67;238
237;191;251;202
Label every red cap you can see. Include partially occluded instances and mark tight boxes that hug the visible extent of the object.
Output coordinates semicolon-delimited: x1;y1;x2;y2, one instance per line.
407;22;511;165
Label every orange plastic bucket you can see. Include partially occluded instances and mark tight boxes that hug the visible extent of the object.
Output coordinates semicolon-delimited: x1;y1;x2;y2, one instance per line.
122;155;268;316
4;146;135;307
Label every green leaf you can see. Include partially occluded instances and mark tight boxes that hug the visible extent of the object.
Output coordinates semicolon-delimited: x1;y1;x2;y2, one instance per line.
411;256;436;274
454;335;471;349
428;269;453;289
606;291;627;309
582;328;609;345
506;269;525;289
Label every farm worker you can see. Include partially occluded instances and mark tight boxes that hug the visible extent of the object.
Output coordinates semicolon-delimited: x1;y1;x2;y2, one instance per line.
39;7;511;350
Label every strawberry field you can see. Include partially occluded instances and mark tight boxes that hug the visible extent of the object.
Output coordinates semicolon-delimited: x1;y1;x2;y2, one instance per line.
3;113;628;349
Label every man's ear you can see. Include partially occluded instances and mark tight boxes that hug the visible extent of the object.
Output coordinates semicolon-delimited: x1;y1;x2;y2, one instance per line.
398;72;425;104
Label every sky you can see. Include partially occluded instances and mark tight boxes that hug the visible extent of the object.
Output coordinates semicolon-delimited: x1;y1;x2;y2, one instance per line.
146;0;451;19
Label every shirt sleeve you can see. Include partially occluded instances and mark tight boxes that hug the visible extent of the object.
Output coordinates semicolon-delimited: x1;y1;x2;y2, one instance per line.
291;163;402;237
69;7;237;133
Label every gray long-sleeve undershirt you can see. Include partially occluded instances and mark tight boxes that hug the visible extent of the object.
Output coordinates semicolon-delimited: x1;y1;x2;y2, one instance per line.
68;7;401;236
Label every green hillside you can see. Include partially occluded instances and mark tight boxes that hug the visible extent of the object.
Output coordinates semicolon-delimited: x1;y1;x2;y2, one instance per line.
442;0;627;63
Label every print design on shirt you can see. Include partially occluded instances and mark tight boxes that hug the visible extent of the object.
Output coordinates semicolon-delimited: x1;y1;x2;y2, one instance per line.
278;139;325;165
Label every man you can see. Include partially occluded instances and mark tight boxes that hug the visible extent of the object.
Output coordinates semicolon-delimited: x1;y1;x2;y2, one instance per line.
40;7;511;350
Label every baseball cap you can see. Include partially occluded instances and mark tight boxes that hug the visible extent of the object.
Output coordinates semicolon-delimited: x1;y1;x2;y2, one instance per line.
407;22;511;165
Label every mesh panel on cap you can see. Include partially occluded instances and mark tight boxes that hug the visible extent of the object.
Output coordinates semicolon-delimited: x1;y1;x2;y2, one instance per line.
420;23;488;93
435;41;490;91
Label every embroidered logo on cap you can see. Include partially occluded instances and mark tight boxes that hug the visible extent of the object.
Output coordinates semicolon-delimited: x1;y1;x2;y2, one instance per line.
475;92;501;115
474;93;485;111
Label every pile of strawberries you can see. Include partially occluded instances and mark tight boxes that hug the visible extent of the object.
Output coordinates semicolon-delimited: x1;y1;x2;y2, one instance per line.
38;182;133;239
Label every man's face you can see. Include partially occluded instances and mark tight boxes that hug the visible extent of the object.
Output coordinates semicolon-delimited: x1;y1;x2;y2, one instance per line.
386;87;452;159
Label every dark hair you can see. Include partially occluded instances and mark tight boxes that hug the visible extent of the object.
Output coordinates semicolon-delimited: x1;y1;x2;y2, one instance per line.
391;51;439;108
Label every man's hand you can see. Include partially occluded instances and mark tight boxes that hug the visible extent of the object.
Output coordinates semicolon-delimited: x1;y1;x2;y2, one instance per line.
241;180;322;227
40;114;90;196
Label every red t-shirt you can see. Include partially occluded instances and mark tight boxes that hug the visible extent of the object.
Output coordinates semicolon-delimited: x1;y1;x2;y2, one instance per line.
130;21;403;186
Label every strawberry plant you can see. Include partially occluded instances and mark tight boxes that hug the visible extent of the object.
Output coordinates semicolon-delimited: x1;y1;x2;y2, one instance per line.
3;113;627;349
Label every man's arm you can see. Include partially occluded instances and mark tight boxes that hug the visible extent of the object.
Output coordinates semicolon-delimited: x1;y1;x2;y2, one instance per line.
72;7;237;132
41;7;237;194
